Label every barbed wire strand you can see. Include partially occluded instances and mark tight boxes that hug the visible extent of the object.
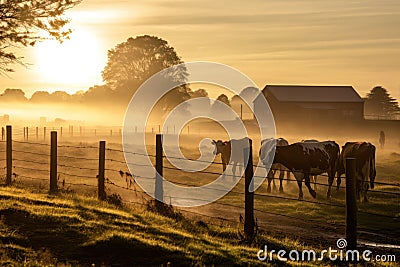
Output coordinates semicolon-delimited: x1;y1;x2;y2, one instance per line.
12;149;50;157
13;158;48;165
12;140;50;146
58;154;98;161
14;165;49;173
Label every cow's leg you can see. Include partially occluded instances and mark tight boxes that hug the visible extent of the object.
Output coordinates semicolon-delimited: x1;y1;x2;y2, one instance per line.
271;170;277;191
267;170;273;193
286;170;291;184
304;174;317;199
293;171;304;200
336;175;342;191
232;162;237;179
313;175;317;191
327;173;335;199
362;180;369;203
356;179;361;201
278;169;284;193
297;180;303;200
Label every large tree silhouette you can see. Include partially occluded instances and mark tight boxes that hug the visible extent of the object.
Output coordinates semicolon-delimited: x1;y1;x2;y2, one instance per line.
102;35;190;114
365;86;400;118
102;35;187;91
0;0;81;73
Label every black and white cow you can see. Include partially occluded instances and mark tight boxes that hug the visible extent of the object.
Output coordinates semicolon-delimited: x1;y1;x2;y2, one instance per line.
273;141;340;200
337;142;376;202
260;138;291;193
212;137;251;177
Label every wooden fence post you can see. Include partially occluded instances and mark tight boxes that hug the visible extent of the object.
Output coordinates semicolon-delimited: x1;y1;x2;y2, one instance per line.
1;127;4;141
98;141;106;200
6;125;12;185
43;127;46;141
345;157;357;251
49;131;58;194
26;127;28;140
36;127;38;140
60;127;63;138
110;129;112;137
80;126;82;136
155;134;164;206
23;127;26;140
244;139;255;240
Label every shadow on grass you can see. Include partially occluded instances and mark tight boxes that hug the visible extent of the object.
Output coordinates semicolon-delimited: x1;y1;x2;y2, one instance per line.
0;207;190;266
0;205;241;266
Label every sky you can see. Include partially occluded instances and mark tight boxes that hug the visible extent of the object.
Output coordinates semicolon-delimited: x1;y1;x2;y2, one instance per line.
1;0;400;99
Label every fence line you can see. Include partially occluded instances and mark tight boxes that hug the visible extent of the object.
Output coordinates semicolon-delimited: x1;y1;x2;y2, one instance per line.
18;174;49;182
57;171;96;180
1;127;398;247
14;165;49;173
5;136;400;187
57;154;98;161
13;149;50;157
57;163;98;172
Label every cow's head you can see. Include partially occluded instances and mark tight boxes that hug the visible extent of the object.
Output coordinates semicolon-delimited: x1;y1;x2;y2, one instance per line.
211;140;226;155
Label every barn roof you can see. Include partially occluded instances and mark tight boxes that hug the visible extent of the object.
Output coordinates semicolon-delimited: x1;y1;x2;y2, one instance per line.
261;85;364;103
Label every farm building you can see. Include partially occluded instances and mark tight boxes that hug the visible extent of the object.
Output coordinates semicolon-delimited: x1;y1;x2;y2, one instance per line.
253;85;364;123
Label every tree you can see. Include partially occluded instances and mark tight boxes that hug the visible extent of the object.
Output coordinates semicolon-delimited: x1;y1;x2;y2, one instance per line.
189;88;208;98
215;94;231;107
102;35;187;91
0;88;27;102
0;0;81;73
30;90;72;102
365;86;400;118
210;94;234;120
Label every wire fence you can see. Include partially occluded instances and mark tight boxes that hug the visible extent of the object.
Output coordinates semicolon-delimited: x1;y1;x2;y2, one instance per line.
1;125;205;143
0;131;399;244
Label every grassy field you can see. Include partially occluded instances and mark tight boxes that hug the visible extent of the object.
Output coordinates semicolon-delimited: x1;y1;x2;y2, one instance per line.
0;186;357;267
0;135;399;266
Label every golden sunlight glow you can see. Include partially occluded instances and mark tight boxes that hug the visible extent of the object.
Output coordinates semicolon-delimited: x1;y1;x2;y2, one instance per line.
34;28;106;89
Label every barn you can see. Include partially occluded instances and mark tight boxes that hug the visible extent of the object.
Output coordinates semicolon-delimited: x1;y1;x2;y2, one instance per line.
253;85;364;123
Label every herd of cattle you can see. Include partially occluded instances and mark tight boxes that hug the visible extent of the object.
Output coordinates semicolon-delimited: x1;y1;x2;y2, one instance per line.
212;138;376;202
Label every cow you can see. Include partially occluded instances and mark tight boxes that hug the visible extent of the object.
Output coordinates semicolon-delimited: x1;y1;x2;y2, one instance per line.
337;142;376;202
301;140;320;190
259;138;291;193
212;137;251;177
273;141;340;200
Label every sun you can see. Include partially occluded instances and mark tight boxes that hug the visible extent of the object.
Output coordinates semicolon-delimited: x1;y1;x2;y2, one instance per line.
34;28;106;89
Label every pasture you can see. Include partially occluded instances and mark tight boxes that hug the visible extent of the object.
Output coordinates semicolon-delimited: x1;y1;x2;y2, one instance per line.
0;128;399;265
